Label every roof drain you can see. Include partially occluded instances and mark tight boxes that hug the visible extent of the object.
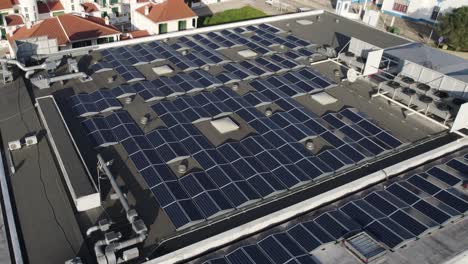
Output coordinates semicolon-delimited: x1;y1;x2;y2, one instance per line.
94;154;148;264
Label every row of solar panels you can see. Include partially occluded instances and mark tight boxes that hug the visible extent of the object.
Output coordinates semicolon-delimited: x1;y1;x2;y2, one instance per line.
197;153;468;264
92;23;316;81
70;90;122;117
73;66;335;117
78;90;402;229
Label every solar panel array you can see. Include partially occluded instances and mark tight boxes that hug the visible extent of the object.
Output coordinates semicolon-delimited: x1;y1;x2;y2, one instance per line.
70;90;122;117
94;23;320;86
198;153;468;263
100;48;146;82
77;81;403;229
79;24;403;230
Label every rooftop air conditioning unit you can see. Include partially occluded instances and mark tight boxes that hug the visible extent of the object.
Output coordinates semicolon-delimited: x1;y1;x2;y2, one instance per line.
25;135;38;147
8;140;22;151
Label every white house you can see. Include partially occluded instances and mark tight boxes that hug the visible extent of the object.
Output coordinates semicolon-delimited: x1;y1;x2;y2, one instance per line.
379;0;468;23
131;0;197;35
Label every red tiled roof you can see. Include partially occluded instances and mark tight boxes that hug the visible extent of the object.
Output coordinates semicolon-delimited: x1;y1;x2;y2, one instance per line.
136;0;196;24
9;14;120;46
5;14;23;26
0;0;14;10
121;30;150;40
10;18;68;45
129;30;149;38
82;2;98;13
47;1;64;11
58;14;120;41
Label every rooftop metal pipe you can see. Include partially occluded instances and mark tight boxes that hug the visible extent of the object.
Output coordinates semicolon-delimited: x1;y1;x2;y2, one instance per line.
97;154;130;212
94;154;148;264
0;59;48;79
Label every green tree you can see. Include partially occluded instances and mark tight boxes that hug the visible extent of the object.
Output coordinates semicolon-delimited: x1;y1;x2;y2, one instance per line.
436;6;468;51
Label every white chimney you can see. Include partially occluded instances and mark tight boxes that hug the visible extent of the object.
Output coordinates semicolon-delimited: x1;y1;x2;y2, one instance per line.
144;5;150;16
104;16;109;25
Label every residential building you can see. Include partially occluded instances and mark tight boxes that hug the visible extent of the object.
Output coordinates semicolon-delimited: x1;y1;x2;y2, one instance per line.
379;0;468;23
7;13;120;57
131;0;197;35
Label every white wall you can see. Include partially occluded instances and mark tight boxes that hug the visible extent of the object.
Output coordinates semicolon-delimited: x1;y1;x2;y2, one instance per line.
61;0;81;13
132;11;197;35
382;0;468;21
19;0;39;22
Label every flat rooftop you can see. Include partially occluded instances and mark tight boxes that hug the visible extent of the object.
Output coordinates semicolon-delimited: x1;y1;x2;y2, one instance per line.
0;11;464;264
191;148;468;264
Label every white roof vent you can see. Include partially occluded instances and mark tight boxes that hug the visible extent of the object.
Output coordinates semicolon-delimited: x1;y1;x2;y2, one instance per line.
153;65;173;75
238;49;257;58
210;117;240;134
8;140;21;151
310;92;338;105
25;135;38;147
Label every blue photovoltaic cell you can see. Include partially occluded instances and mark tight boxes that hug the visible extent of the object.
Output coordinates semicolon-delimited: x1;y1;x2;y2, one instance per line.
426;167;461;186
190;149;468;262
259;236;293;264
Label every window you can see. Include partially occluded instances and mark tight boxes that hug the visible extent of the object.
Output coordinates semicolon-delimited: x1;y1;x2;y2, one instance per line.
192;18;196;27
112;7;119;16
431;6;440;20
159;23;168;34
72;40;92;48
178;20;187;31
71;5;75;11
392;0;408;13
97;37;114;44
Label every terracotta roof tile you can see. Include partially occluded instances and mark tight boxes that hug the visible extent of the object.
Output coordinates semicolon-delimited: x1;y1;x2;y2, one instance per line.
0;0;14;10
82;2;99;13
10;14;120;46
5;14;23;26
136;0;196;24
11;18;68;45
47;1;64;11
57;14;120;41
129;30;150;39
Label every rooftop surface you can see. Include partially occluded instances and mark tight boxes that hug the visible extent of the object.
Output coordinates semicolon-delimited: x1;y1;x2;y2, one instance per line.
0;11;465;264
385;43;468;83
191;148;468;264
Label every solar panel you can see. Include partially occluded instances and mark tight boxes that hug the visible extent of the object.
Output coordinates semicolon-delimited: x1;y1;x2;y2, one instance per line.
365;221;405;248
287;224;321;252
258;236;295;264
426;167;461;186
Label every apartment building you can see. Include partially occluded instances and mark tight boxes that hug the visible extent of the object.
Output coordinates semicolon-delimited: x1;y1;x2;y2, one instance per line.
378;0;468;23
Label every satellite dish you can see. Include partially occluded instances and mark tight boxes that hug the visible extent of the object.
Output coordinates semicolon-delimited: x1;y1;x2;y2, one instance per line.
347;68;358;83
